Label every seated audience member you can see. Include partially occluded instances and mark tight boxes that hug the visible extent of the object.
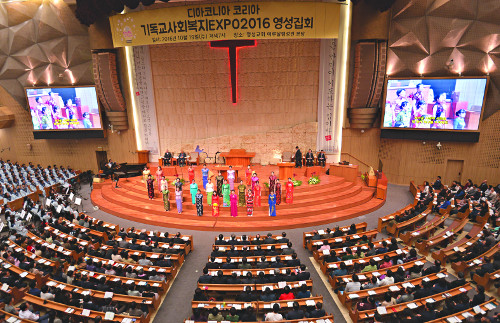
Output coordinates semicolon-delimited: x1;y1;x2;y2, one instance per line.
240;306;257;322
265;303;283;321
309;302;326;318
207;307;224;322
344;274;361;293
278;286;295;300
286;302;305;320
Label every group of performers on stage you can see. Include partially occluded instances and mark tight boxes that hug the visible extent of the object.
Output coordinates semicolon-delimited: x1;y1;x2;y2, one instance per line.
142;164;294;218
294;146;327;168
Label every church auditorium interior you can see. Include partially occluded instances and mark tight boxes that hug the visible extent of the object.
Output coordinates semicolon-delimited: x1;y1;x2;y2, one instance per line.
0;0;499;322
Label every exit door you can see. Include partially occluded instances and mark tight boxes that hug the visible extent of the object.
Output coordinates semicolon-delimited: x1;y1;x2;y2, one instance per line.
445;159;464;184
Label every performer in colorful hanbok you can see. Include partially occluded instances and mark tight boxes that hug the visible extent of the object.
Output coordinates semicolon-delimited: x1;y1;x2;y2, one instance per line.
286;177;294;204
230;190;238;217
212;193;220;217
201;164;209;189
188;165;195;183
268;192;277;217
195;189;203;216
146;175;154;200
254;180;262;207
227;165;235;190
161;185;170;211
245;165;252;186
269;171;277;195
175;187;182;213
155;166;163;191
206;179;214;206
222;179;230;207
246;188;254;216
237;180;246;207
275;178;282;206
216;171;224;197
142;166;150;184
251;173;259;191
190;179;198;205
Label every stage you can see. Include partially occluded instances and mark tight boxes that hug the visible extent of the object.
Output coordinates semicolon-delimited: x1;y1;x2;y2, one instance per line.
91;164;386;231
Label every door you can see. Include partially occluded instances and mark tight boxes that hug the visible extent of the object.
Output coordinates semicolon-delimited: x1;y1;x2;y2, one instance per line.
96;151;108;171
445;159;464;184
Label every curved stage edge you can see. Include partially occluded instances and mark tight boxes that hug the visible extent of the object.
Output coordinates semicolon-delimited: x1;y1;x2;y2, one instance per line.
90;166;386;231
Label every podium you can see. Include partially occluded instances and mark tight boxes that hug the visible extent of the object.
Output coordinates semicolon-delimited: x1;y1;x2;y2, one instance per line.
137;150;150;164
220;149;256;167
329;164;359;182
277;162;295;181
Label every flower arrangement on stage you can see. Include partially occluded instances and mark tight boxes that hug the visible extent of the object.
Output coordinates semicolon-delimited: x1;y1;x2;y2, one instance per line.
308;175;320;185
291;178;302;187
264;182;269;188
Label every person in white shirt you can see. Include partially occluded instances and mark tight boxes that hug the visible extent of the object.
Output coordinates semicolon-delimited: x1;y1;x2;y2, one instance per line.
19;302;50;322
344;274;362;293
378;270;395;286
265;304;284;321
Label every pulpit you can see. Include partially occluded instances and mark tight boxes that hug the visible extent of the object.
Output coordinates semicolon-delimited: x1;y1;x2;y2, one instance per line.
277;162;295;181
220;149;256;167
137;150;150;164
329;163;359;182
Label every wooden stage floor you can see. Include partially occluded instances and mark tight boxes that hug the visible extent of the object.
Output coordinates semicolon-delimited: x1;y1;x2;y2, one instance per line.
91;164;385;231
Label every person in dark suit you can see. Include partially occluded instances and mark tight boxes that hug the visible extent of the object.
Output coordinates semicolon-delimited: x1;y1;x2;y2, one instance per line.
263;233;276;245
239;306;257;322
433;176;442;189
448;272;466;289
276;232;289;243
294;146;302;168
305;149;314;167
423;259;441;276
222;257;237;269
470;285;486;307
162;150;172;166
286;302;305;320
309;302;326;318
317;150;326;167
236;286;256;302
198;268;212;284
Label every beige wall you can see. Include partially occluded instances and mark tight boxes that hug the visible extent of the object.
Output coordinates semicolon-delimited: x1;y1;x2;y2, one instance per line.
150;39;320;163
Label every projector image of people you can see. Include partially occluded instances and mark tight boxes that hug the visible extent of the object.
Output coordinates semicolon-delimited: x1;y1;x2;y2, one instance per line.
382;78;487;131
28;87;102;130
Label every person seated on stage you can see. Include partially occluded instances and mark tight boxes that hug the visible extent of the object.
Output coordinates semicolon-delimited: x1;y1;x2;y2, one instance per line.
305;149;314;167
317;150;326;167
178;150;187;167
102;159;115;178
162;149;172;166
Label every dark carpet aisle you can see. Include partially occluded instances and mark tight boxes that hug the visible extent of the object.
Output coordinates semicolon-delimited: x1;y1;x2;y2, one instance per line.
78;183;414;323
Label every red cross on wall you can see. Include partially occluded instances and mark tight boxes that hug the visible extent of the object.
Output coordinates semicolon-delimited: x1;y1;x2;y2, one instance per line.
209;39;256;104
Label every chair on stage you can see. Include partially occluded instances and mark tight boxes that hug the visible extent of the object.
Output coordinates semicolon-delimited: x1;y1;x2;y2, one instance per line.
188;152;199;166
281;151;293;162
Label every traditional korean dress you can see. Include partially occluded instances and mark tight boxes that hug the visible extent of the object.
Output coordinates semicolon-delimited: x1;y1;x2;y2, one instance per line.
212;194;220;217
246;190;254;216
275;181;282;206
195;193;203;216
286;180;294;204
147;178;154;199
230;192;238;217
254;183;261;207
222;183;230;207
190;182;198;204
268;193;277;217
238;184;246;207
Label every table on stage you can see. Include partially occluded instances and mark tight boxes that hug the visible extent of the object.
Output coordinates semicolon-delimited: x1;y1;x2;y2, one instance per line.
277;162;295;181
329;163;359;182
220;149;256;167
211;165;244;181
